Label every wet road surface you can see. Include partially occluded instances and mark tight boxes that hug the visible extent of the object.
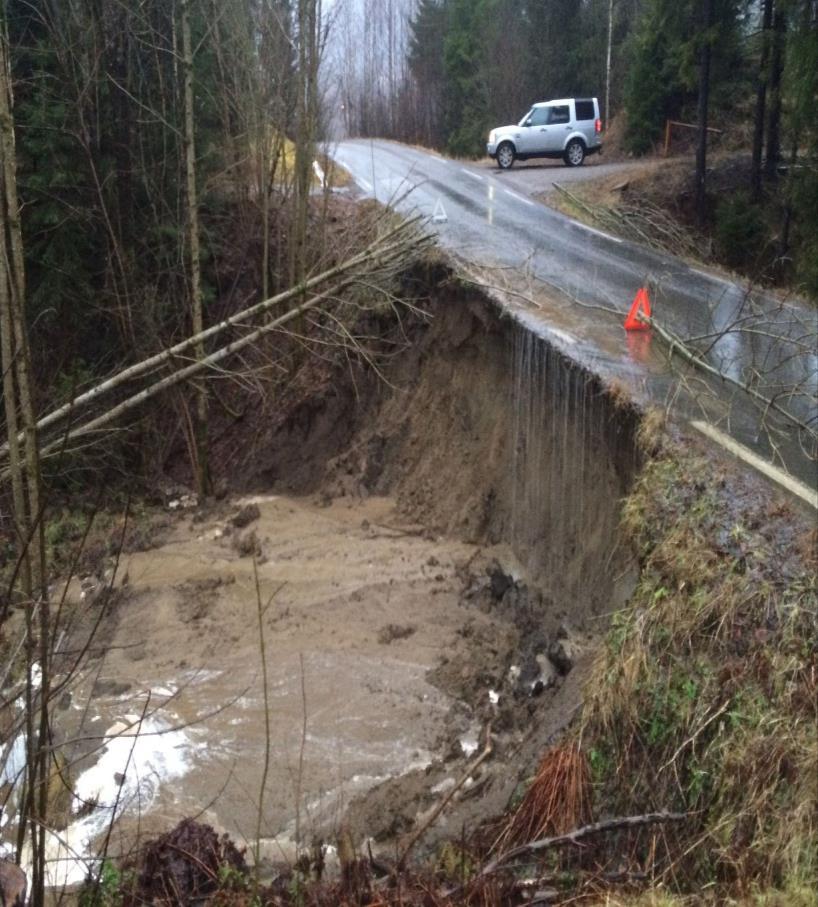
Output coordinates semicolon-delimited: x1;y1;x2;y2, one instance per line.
330;139;817;493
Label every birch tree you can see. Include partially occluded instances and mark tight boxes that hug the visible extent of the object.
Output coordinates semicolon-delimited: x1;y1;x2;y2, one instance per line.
291;0;321;287
0;13;50;905
180;0;209;494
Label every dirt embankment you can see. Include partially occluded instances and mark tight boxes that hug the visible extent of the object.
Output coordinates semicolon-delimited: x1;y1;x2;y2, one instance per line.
191;271;645;848
222;269;642;613
12;269;646;883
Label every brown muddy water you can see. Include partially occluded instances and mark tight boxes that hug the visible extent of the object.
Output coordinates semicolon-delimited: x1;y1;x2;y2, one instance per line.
1;280;644;890
37;494;504;886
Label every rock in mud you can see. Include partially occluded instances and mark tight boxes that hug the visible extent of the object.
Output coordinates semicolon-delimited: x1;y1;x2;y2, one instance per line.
91;678;132;699
530;653;558;695
487;560;514;601
377;623;416;644
231;502;261;529
167;493;198;511
233;528;262;558
548;631;579;675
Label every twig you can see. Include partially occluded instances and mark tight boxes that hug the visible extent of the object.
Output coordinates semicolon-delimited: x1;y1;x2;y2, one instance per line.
659;699;731;772
295;652;308;855
397;724;493;870
370;522;426;538
640;312;816;437
253;564;286;887
475;811;687;881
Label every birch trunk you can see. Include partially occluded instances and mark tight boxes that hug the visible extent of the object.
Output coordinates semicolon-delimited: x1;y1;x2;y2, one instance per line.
0;18;49;905
180;0;210;494
292;0;320;289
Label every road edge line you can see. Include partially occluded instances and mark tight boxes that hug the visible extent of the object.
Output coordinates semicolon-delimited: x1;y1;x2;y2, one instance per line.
690;420;817;510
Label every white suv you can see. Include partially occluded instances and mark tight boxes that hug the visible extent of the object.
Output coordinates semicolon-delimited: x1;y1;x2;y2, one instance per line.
486;98;602;169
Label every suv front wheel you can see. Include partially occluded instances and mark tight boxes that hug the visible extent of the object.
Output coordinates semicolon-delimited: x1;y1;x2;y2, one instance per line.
496;142;516;170
563;139;585;167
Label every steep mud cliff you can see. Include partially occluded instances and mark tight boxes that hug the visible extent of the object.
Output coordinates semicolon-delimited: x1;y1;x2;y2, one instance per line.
252;273;642;623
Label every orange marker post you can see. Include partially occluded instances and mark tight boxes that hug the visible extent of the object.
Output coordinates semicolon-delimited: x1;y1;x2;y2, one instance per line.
624;287;652;331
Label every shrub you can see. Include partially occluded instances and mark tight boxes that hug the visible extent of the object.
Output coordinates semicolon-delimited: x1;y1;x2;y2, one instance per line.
714;191;767;269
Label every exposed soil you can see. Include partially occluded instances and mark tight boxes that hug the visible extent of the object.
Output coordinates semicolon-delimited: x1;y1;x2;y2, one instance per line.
52;494;512;870
12;275;646;885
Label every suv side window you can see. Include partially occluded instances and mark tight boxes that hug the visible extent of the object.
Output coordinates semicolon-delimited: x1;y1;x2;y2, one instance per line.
547;105;570;125
526;107;550;127
575;100;595;121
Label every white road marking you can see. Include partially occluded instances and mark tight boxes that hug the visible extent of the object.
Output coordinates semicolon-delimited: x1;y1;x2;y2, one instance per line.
691;268;734;289
691;420;817;510
461;168;484;182
547;327;577;346
691;268;810;315
574;222;623;244
502;189;536;207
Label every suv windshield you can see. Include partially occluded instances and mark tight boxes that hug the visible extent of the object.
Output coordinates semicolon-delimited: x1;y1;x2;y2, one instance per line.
519;107;549;127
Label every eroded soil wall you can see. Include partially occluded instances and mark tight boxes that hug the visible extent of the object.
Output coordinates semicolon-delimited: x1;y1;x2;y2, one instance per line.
250;271;642;627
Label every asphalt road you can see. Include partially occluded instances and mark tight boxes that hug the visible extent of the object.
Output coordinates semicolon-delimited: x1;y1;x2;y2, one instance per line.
472;154;642;193
330;138;817;493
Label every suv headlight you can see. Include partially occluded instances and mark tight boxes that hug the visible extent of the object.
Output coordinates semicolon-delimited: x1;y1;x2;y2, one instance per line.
488;130;496;143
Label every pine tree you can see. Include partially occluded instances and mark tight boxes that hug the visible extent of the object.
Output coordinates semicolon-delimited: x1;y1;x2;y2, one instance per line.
442;0;489;156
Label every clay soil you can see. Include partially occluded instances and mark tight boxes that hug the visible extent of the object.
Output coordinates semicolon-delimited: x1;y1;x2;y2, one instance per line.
39;273;640;880
52;489;597;876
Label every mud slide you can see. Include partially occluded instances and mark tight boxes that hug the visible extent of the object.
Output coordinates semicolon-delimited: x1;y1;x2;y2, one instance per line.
8;271;643;885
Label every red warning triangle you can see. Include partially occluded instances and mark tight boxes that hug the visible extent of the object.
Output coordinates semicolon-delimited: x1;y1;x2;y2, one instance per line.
624;287;652;331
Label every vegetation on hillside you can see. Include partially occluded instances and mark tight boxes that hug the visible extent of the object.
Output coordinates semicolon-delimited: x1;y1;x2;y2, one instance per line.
582;414;817;896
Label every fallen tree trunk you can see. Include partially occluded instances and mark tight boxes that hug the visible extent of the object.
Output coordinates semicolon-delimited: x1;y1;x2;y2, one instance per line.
639;311;816;438
0;216;426;464
20;229;430;470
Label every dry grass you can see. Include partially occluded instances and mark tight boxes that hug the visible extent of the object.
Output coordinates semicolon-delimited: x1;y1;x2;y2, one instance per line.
498;744;592;849
580;423;818;896
635;407;668;457
584;886;818;906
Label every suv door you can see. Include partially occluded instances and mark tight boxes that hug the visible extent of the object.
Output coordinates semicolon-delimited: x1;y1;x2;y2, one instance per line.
543;103;572;152
516;106;551;154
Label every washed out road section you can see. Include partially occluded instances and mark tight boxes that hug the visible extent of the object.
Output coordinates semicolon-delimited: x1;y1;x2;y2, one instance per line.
329;139;817;488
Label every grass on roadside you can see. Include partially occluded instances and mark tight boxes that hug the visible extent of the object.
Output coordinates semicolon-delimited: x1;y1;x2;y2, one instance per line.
580;411;818;897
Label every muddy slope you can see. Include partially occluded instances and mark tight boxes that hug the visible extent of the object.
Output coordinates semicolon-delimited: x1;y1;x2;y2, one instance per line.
17;273;645;882
251;274;641;625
